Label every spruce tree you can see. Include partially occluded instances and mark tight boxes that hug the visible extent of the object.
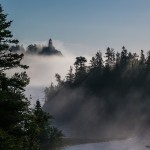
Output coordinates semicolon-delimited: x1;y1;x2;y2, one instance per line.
0;4;33;149
0;4;63;150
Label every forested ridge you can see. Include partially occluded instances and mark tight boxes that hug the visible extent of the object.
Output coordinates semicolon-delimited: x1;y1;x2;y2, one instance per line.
44;47;150;138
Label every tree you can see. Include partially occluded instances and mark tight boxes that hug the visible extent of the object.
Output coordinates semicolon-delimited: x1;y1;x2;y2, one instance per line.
74;56;87;85
0;4;32;149
27;44;38;54
74;56;87;75
55;73;64;87
32;100;63;150
114;52;121;70
128;52;139;69
0;5;63;150
9;44;25;53
90;51;103;71
0;3;29;130
120;46;128;68
140;50;145;65
145;51;150;72
66;66;74;85
105;47;115;69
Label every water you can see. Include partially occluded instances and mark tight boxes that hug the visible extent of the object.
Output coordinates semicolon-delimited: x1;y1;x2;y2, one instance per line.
61;137;150;150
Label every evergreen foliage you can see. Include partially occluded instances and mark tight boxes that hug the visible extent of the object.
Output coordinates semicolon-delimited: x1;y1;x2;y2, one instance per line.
44;46;150;137
0;4;62;149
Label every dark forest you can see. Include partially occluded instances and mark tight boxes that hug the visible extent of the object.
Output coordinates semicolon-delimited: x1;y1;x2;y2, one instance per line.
44;47;150;138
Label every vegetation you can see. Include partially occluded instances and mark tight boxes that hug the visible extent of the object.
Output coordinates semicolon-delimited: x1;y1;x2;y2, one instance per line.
9;39;62;56
0;4;62;150
44;47;150;138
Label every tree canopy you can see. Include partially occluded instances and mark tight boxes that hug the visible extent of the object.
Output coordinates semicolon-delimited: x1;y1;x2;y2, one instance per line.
44;46;150;138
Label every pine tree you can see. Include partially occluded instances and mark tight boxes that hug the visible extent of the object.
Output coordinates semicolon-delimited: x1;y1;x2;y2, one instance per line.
0;5;63;149
105;47;115;69
66;66;74;85
0;3;30;128
74;56;87;85
120;46;128;68
90;51;103;71
74;56;87;76
33;100;63;150
0;4;35;149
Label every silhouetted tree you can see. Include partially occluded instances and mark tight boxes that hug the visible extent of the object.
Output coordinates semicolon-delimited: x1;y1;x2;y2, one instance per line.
105;47;115;70
145;51;150;72
90;51;103;71
74;56;87;72
27;44;38;54
139;50;145;66
74;56;87;85
55;73;64;87
66;66;74;86
120;46;128;68
0;4;31;149
33;100;63;150
0;4;62;150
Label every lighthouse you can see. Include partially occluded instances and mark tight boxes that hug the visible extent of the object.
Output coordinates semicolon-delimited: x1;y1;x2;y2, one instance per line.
48;38;53;48
39;38;62;56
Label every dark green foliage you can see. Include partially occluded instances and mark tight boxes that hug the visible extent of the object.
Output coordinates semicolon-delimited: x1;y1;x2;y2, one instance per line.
44;46;150;138
73;56;87;86
0;3;29;135
0;4;63;150
26;100;63;150
90;51;103;71
105;47;115;69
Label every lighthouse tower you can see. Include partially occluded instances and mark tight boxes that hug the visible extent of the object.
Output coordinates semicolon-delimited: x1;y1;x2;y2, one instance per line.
48;39;53;48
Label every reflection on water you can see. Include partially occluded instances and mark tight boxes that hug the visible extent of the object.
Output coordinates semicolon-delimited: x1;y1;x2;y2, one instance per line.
61;137;150;150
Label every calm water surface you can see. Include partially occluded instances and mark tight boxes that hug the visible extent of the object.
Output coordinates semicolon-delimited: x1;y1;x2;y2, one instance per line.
61;137;150;150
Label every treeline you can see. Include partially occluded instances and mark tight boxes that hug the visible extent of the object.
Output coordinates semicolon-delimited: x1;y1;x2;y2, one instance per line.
44;47;150;138
0;4;63;150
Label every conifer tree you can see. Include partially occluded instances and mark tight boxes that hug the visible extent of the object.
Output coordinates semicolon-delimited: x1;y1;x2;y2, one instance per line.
105;47;115;69
0;4;32;149
0;3;29;131
90;51;103;71
0;5;63;149
66;66;74;85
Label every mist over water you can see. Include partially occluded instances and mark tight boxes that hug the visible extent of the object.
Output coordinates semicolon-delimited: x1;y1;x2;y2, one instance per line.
22;40;92;105
23;55;75;105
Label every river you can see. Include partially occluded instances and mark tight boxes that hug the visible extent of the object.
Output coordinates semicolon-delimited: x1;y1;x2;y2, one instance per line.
61;137;150;150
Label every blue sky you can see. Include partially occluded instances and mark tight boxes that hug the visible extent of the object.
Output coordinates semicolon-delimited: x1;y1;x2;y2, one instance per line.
1;0;150;54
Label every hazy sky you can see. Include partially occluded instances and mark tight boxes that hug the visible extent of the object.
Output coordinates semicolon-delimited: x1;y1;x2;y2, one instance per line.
1;0;150;55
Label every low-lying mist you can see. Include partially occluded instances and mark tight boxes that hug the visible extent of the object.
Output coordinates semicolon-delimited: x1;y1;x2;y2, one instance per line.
43;87;149;139
8;39;92;105
23;55;75;104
